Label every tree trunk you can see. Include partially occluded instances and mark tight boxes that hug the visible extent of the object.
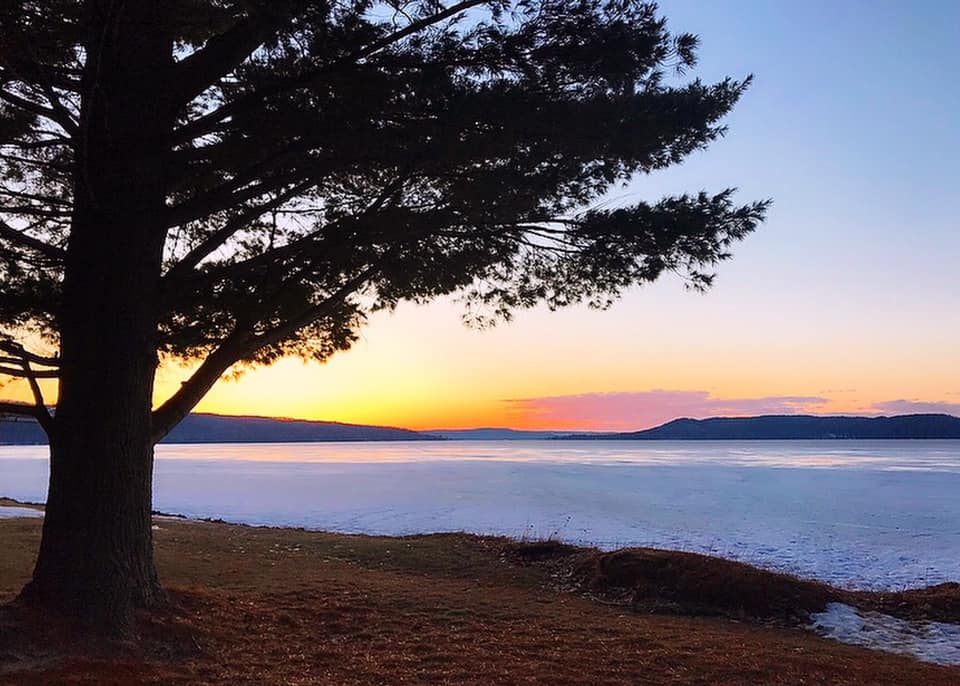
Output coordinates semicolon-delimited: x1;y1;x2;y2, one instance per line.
25;414;163;630
20;1;173;632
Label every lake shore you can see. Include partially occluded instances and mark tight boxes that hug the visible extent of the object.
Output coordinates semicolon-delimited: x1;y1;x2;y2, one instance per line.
5;441;960;592
1;500;958;684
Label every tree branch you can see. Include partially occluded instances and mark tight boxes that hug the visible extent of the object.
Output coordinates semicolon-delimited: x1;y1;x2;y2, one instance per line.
164;179;316;280
34;79;79;134
0;24;82;93
173;13;286;105
0;187;71;206
0;338;54;431
0;340;60;367
174;0;489;143
150;331;250;444
0;400;44;419
20;360;52;431
0;61;81;93
0;205;71;219
166;167;305;228
162;173;409;299
0;87;77;135
151;268;376;442
0;218;66;261
0;365;59;378
247;268;375;349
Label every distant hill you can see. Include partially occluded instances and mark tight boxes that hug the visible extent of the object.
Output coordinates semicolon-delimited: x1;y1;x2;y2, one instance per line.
566;414;960;440
5;412;960;445
0;416;46;444
0;412;436;445
424;428;581;440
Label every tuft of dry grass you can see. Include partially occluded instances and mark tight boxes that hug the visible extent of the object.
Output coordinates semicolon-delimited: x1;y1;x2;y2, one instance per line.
569;547;836;623
0;514;958;685
852;582;960;624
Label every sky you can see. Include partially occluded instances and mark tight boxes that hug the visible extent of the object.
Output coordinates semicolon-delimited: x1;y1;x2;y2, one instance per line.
6;1;960;430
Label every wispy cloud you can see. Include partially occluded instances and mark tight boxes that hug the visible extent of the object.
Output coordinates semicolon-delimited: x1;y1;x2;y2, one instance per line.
871;399;960;416
502;390;830;431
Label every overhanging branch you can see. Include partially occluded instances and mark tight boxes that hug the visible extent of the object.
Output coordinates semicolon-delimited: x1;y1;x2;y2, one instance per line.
0;401;42;419
21;360;52;430
166;167;305;228
173;12;288;105
0;354;52;429
0;87;77;135
174;0;489;143
0;340;60;367
0;365;59;378
164;179;316;280
150;330;251;444
151;267;377;442
162;173;409;299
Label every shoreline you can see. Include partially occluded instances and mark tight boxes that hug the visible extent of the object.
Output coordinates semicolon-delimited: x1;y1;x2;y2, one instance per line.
4;451;959;592
2;497;960;670
4;495;958;595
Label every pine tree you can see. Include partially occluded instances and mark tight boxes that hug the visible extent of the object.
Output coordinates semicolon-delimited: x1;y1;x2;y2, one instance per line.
0;0;767;631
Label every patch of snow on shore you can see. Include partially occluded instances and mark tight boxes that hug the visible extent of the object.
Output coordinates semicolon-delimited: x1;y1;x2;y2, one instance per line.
811;602;960;666
0;505;42;519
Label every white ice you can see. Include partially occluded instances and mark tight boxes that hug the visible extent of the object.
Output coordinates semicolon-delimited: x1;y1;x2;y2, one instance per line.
0;505;42;519
3;440;960;667
811;602;960;666
1;440;959;591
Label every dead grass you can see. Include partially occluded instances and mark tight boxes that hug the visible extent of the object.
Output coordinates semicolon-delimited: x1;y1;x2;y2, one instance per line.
852;582;960;624
569;547;837;623
1;514;959;685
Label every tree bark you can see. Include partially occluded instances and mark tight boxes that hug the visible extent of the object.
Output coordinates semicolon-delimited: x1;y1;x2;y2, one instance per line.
20;1;173;632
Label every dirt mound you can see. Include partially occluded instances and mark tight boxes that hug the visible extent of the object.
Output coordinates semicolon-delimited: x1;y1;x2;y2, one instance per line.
856;582;960;624
572;548;838;623
509;541;960;629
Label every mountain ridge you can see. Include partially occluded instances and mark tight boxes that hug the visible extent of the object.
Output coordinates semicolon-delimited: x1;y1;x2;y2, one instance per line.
0;411;435;445
423;428;582;440
564;413;960;440
2;411;959;445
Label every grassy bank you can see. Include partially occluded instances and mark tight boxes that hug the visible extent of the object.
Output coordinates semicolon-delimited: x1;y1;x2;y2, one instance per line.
1;505;958;685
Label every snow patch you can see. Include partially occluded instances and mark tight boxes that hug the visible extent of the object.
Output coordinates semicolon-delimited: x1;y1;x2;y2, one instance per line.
0;505;42;519
810;602;960;666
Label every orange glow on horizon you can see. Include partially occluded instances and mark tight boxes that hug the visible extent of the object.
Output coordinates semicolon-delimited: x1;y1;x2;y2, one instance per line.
2;295;958;432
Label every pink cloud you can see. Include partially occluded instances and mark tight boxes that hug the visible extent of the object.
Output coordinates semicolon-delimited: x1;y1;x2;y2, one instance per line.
871;399;960;416
502;390;830;431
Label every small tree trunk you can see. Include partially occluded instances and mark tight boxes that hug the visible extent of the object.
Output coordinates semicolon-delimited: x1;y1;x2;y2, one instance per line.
20;1;173;633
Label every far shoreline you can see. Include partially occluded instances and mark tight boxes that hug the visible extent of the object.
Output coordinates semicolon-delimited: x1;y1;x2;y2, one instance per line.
4;412;960;444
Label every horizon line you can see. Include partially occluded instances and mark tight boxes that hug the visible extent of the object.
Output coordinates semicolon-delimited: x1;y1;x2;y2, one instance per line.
6;406;957;435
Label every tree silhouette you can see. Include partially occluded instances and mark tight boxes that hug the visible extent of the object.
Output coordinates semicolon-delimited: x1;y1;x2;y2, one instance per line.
0;0;767;631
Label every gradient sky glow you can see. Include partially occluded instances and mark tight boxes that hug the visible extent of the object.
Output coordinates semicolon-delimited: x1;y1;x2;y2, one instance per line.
5;1;959;430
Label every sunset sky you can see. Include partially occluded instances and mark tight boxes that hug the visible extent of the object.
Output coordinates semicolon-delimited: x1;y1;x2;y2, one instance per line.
6;0;959;430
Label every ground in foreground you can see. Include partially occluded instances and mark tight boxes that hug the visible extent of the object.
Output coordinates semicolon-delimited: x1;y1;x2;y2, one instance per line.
0;510;958;685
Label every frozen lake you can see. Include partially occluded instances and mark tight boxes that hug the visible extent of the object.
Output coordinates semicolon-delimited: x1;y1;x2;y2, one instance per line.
2;440;959;590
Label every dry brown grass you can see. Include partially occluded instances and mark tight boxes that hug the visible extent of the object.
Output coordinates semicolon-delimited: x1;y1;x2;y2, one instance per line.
1;514;958;685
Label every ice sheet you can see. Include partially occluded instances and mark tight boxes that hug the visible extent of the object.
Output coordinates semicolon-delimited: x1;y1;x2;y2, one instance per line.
2;440;959;590
811;602;960;665
0;505;42;519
